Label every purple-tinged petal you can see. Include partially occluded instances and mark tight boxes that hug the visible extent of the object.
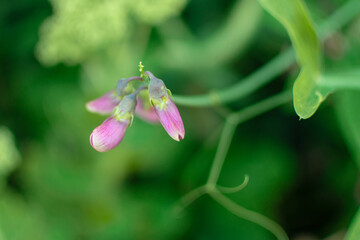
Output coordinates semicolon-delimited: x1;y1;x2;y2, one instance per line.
90;116;129;152
155;99;185;141
135;98;159;123
166;99;185;137
86;90;120;115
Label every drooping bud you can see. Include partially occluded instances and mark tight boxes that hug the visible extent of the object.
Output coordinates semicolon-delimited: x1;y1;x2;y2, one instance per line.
90;116;130;152
147;71;185;141
86;90;120;115
155;98;185;141
89;93;138;152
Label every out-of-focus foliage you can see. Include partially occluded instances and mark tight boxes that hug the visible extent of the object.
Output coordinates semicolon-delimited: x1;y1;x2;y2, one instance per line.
131;0;188;25
346;208;360;240
37;0;188;65
37;0;129;65
0;127;21;181
335;16;360;168
1;0;360;239
336;91;360;166
155;0;262;72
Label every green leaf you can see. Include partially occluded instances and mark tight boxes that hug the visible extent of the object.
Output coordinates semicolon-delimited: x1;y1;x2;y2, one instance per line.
292;68;325;119
257;0;325;119
257;0;320;70
258;0;360;119
346;207;360;240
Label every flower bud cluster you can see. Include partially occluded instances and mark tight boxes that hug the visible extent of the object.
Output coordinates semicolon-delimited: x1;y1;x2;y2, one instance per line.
87;69;185;152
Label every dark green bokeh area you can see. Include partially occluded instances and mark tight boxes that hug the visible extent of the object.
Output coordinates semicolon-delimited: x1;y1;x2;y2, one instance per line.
1;0;360;239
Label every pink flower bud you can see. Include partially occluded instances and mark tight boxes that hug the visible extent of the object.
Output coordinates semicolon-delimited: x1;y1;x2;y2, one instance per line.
154;98;185;141
86;77;142;115
90;116;130;152
147;71;185;141
89;93;138;152
86;91;120;115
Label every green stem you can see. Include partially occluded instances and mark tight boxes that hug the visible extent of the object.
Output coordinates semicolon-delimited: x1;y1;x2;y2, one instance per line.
209;190;289;240
318;0;360;38
173;49;294;107
206;118;237;185
320;69;360;90
176;91;292;236
231;90;292;123
207;90;292;185
174;186;207;215
173;0;360;107
217;175;249;194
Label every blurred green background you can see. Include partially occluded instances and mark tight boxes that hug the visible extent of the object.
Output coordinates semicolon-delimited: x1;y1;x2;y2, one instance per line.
1;0;360;239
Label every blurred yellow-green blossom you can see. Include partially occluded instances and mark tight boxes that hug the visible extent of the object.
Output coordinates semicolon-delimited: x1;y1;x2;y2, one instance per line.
36;0;188;65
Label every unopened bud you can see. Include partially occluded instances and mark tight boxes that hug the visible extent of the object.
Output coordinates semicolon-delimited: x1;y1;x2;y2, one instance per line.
146;71;185;141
